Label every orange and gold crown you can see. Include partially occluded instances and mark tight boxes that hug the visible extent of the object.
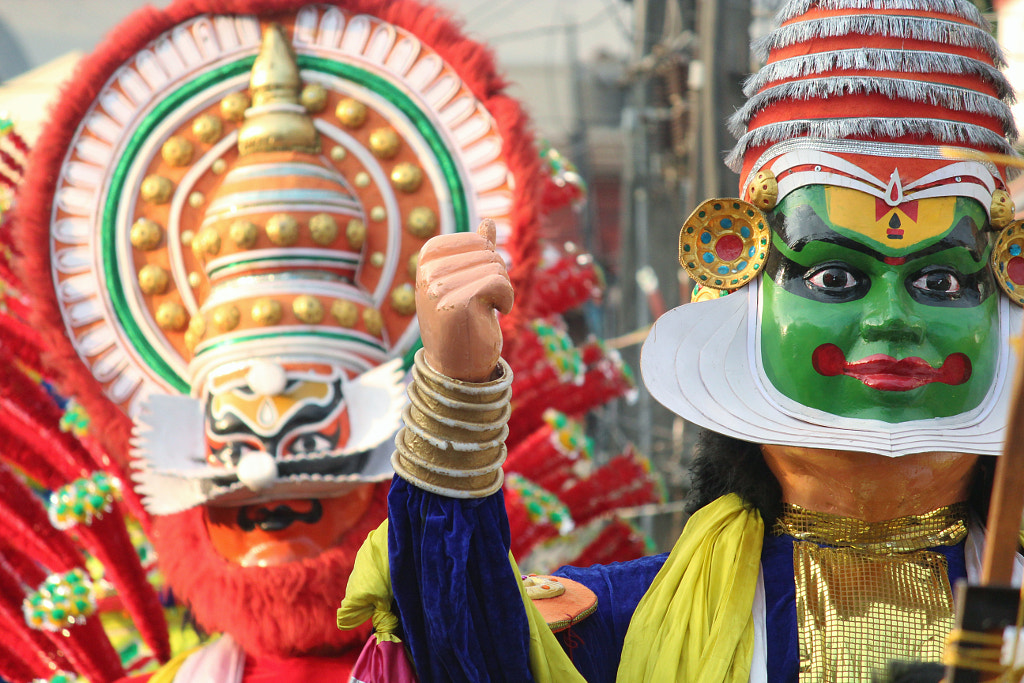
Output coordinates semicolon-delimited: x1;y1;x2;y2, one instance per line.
31;5;529;418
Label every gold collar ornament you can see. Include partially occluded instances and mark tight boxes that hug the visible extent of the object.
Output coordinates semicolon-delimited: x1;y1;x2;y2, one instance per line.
776;504;969;682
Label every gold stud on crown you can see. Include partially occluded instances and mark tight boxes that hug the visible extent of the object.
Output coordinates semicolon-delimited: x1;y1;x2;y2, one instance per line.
191;228;222;260
331;300;358;327
156;302;188;331
407;207;437;238
293;295;325;324
369;128;400;159
220;92;250;122
363;308;384;336
301;83;328;113
390;284;416;315
162;136;194;166
141;175;174;204
309;214;338;245
212;305;240;331
192;114;223;144
266;214;299;246
991;189;1016;230
229;220;259;248
251;298;283;326
138;265;169;295
391;163;423;193
130;218;163;250
346;218;367;249
184;315;206;351
336;98;368;128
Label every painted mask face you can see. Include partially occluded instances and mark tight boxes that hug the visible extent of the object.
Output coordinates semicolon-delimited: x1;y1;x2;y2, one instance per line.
203;360;368;476
759;185;998;422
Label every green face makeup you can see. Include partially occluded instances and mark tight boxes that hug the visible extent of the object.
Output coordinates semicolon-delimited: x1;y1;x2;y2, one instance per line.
759;185;998;422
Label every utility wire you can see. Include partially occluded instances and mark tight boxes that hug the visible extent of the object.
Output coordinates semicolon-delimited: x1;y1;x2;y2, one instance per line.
598;0;633;41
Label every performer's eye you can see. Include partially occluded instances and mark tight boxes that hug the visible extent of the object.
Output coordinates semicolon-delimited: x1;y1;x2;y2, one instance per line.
804;263;863;300
211;442;256;467
910;268;962;298
287;433;333;456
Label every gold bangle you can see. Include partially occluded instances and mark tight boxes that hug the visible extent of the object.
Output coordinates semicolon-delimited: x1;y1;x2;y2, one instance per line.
392;349;513;498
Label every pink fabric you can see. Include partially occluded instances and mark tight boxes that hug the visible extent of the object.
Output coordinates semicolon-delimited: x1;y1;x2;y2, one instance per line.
349;637;417;683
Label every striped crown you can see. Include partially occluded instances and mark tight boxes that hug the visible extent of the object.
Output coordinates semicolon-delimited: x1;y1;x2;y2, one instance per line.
184;26;390;389
729;0;1018;208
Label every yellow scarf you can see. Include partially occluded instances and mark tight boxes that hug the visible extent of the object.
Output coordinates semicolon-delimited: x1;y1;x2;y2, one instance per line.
617;493;763;682
340;494;763;683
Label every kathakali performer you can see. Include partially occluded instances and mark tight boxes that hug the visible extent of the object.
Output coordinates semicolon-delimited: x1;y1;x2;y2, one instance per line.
5;1;540;680
353;0;1024;681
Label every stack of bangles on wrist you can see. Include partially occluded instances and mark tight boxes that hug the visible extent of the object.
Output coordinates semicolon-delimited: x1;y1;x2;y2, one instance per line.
392;349;513;497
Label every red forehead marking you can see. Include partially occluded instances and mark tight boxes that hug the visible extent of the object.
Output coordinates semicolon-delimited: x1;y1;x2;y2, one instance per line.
883;257;906;266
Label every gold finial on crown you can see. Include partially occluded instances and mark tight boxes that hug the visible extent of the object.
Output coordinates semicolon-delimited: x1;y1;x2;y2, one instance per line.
237;24;320;156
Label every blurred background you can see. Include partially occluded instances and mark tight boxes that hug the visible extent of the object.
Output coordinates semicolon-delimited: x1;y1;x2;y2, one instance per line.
0;0;1018;551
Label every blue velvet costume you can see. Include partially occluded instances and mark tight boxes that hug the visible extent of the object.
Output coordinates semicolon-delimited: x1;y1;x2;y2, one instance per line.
387;477;969;682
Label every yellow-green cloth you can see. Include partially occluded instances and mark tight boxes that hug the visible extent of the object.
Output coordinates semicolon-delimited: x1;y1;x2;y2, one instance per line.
337;520;402;644
617;493;763;683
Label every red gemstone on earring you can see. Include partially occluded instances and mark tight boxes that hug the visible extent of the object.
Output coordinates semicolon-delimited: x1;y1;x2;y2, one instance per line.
1008;256;1024;286
715;234;743;261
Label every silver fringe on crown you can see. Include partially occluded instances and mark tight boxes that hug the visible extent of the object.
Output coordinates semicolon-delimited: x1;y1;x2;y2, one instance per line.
742;49;1013;101
725;117;1017;172
729;76;1018;140
774;0;988;30
752;15;1005;67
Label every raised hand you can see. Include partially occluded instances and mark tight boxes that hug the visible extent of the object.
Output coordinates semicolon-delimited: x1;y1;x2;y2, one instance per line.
415;219;514;383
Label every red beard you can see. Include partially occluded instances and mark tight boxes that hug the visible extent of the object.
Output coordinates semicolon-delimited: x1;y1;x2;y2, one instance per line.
151;484;388;658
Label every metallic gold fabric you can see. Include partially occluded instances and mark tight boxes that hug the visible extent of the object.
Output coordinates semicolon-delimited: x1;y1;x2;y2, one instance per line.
775;504;969;682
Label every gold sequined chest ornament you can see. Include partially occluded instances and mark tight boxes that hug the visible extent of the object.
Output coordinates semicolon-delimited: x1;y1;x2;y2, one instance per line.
775;503;969;682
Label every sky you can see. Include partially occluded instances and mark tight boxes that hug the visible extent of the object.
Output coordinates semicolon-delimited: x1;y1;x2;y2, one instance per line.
0;0;634;71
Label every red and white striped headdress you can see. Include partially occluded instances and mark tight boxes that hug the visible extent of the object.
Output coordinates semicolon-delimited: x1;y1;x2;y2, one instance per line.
729;0;1018;213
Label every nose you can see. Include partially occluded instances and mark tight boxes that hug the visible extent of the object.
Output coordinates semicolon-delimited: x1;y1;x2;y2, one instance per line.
858;272;925;344
237;450;279;490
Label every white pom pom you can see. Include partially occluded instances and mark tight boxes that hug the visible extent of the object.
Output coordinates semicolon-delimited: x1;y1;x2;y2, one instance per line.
237;450;278;491
246;361;287;396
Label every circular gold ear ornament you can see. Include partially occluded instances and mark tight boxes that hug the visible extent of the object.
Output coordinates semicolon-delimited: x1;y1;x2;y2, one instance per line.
990;189;1015;230
991;220;1024;306
678;198;770;290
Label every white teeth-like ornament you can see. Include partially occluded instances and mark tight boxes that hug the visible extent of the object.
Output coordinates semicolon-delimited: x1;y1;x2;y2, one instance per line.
247;361;287;396
237;450;279;491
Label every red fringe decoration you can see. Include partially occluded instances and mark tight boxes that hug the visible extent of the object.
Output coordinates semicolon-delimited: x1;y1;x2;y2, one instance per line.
74;511;170;663
0;150;22;177
508;351;634;440
505;422;587;494
0;643;43;683
504;487;560;559
515;243;603;321
0;465;86;572
0;555;121;683
0;314;44;375
5;129;28;155
0;363;98;484
152;482;388;658
560;448;660;526
569;519;650;568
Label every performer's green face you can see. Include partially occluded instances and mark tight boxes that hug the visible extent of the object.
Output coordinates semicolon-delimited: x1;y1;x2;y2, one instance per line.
759;185;998;422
